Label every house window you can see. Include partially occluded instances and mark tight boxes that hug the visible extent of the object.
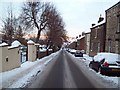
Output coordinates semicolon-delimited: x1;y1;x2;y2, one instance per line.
98;42;100;52
6;57;8;62
91;43;93;51
95;29;97;38
117;15;120;32
115;41;118;53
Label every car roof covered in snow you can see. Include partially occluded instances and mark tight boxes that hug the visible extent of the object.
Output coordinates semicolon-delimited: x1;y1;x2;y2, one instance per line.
94;52;120;64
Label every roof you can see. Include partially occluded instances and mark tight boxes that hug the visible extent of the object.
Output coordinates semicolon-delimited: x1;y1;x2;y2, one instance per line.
90;21;105;29
85;32;91;35
105;1;120;12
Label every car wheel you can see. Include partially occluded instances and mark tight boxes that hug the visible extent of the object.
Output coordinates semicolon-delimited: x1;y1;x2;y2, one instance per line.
89;63;93;68
94;68;99;72
98;66;102;73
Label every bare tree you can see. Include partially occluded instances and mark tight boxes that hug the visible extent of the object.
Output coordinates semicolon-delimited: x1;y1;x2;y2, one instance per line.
45;6;67;49
14;25;24;39
2;8;14;43
20;1;67;45
20;1;52;42
2;9;24;43
0;2;26;44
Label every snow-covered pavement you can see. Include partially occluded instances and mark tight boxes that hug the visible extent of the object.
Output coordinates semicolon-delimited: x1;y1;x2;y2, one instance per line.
0;51;59;89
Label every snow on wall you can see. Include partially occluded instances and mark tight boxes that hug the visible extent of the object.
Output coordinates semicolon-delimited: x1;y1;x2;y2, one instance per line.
0;42;8;47
12;40;21;47
27;40;34;44
8;40;21;49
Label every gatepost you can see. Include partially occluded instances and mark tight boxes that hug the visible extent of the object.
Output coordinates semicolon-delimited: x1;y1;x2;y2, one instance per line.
27;40;37;62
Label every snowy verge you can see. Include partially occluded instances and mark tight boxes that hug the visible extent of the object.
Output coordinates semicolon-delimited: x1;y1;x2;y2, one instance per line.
67;52;120;88
0;51;60;88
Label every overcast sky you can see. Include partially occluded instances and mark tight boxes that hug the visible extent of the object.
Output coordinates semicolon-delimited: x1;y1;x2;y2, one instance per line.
0;0;120;38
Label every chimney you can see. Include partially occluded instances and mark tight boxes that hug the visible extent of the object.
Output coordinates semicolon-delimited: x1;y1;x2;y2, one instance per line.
98;14;104;23
92;24;96;27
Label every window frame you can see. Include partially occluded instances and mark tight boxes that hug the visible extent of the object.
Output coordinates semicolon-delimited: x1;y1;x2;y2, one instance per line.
117;15;120;32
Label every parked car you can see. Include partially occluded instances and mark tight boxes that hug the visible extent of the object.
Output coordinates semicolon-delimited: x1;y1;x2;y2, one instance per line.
74;50;83;57
67;49;76;54
89;53;120;76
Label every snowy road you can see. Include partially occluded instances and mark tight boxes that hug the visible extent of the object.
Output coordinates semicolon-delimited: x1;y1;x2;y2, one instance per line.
28;50;106;88
1;50;119;89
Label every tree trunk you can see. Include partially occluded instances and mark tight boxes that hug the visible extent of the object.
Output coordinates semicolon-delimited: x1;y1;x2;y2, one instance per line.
36;29;41;59
36;30;41;43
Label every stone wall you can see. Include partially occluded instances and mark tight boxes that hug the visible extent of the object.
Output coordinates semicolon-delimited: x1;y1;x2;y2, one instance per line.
105;1;120;53
89;23;106;56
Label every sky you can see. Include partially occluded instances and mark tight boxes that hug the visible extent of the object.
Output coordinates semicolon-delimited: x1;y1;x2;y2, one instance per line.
0;0;120;38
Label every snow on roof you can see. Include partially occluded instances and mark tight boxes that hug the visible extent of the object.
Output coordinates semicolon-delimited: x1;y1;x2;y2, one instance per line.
79;35;85;40
91;19;105;29
27;40;34;44
35;43;40;46
0;42;8;47
39;45;46;47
